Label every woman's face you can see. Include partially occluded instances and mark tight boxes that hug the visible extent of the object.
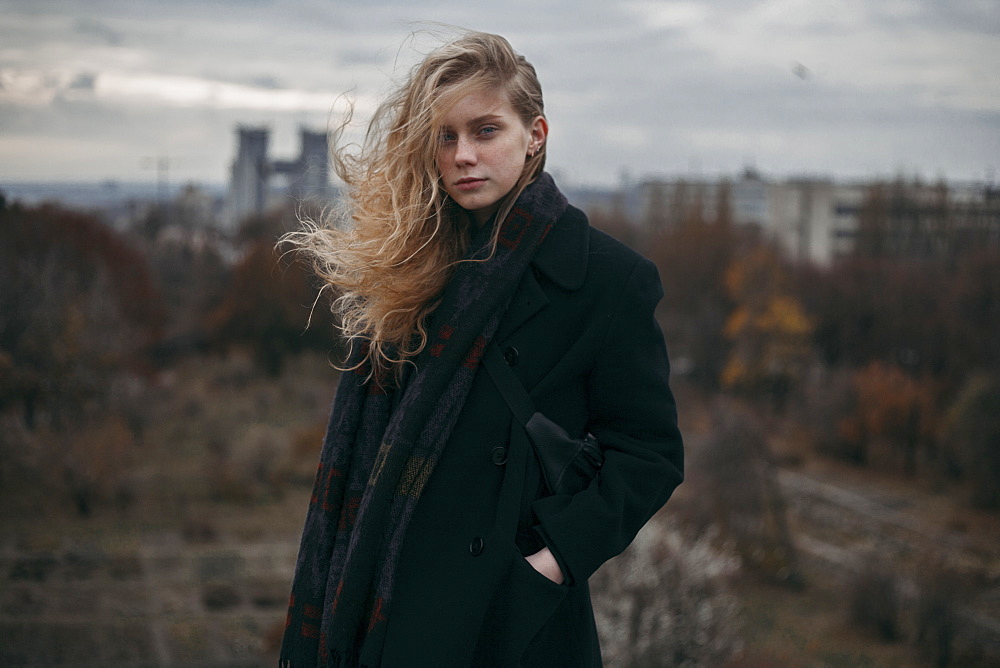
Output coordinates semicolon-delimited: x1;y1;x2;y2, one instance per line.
436;87;547;226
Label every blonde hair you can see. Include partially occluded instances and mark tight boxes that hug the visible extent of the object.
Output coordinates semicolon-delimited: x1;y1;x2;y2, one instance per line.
286;31;546;373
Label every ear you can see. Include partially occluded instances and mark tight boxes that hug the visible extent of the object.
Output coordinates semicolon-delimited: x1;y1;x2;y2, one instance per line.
528;115;548;152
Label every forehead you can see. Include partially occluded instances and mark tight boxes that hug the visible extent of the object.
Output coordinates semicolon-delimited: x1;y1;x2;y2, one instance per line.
439;87;517;125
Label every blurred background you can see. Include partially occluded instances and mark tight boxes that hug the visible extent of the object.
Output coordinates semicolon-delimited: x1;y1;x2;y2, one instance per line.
1;1;998;665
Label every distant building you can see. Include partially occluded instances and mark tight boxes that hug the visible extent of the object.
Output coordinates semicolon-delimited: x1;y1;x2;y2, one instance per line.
629;170;998;265
226;125;331;227
633;170;843;264
763;178;864;264
848;179;1000;260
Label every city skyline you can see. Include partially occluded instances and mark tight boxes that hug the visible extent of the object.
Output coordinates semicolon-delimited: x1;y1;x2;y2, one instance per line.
1;0;998;188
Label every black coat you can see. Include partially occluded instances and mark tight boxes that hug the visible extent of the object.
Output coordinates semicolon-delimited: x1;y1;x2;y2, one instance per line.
379;204;684;666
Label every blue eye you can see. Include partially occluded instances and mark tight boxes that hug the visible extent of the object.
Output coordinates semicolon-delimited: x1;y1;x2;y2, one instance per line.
479;126;498;137
439;130;456;143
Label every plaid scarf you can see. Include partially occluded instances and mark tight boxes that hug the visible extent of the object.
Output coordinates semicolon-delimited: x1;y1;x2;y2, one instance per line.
280;173;567;667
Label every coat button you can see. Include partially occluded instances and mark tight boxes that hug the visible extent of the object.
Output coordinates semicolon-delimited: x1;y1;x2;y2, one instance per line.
469;537;485;556
503;346;519;366
491;446;508;465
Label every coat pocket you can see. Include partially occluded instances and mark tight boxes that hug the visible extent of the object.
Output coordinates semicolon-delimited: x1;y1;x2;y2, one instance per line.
472;545;571;666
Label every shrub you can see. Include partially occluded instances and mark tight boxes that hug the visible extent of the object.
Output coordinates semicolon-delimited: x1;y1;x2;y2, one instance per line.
204;424;293;505
849;556;901;641
832;362;939;475
940;374;1000;509
796;366;864;462
590;518;743;666
914;561;963;668
689;399;802;585
0;414;139;517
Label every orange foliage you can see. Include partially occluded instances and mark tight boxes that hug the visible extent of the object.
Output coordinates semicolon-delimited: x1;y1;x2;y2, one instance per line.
205;240;338;375
838;362;938;474
721;245;814;402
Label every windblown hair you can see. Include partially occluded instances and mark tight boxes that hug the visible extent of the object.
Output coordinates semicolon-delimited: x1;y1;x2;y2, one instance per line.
285;31;546;374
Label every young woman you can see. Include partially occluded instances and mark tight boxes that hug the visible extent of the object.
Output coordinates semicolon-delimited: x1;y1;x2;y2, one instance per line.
280;31;683;667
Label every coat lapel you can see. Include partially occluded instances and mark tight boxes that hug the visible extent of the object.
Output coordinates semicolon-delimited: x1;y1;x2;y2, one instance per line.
495;269;549;342
494;205;590;343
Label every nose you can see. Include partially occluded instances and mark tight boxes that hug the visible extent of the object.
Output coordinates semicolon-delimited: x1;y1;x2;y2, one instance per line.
454;135;477;165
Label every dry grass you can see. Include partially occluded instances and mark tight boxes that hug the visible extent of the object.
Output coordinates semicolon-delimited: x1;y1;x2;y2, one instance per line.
669;378;1000;667
0;349;338;548
2;369;997;665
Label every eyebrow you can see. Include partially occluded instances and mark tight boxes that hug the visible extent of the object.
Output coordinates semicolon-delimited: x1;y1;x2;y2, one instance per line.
442;113;505;130
469;114;503;125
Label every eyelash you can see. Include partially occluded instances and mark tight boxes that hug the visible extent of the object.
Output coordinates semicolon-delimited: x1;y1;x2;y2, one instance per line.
439;126;499;143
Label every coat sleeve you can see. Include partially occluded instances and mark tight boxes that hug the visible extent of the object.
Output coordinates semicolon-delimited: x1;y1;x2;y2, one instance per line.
531;255;684;584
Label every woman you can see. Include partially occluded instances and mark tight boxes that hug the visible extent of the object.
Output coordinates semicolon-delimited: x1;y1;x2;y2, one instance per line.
280;31;683;667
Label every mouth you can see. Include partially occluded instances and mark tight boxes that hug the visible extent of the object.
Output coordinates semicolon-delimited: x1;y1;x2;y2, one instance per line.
454;177;486;191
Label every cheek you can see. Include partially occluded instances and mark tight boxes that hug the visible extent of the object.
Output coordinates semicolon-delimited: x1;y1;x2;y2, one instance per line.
435;150;449;174
494;139;528;170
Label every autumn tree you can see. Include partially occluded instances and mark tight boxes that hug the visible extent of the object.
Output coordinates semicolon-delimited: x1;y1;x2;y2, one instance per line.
943;248;1000;384
588;203;641;251
795;256;952;375
838;362;939;475
206;207;339;375
145;230;230;355
647;185;741;390
829;179;999;385
0;203;164;427
0;202;163;515
722;244;814;406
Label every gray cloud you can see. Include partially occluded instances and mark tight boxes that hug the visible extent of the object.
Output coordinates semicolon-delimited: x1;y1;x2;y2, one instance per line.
0;0;997;186
74;18;124;46
67;72;97;90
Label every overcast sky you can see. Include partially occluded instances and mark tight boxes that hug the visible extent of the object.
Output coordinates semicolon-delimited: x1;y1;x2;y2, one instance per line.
1;0;998;188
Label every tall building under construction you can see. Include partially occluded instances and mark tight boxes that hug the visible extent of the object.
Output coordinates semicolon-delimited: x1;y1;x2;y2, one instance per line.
226;125;330;227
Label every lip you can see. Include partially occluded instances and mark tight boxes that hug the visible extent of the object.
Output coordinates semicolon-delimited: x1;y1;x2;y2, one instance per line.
454;177;486;191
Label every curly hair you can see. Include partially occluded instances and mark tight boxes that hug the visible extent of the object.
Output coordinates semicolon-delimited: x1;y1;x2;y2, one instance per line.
285;31;546;373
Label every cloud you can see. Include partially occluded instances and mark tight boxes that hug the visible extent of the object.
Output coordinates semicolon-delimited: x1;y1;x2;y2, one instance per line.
74;18;124;46
248;75;282;90
0;66;371;114
628;1;712;29
68;72;96;90
0;0;998;185
95;71;348;112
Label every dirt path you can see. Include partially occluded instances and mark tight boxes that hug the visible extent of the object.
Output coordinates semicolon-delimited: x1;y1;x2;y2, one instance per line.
777;466;1000;658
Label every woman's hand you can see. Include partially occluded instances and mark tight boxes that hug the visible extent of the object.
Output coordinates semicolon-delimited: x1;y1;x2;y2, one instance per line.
525;547;565;584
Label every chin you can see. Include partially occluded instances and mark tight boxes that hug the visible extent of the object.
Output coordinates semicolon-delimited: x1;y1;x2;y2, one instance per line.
454;194;500;213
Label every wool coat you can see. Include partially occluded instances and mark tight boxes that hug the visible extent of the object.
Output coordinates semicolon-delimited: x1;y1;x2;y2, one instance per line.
377;203;684;666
